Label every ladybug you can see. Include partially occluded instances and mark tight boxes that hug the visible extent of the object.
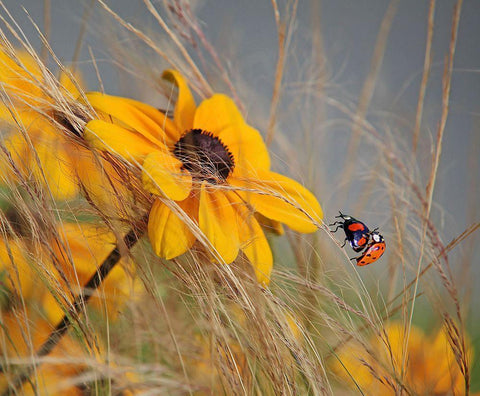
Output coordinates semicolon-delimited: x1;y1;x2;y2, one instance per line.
329;212;371;252
352;232;386;266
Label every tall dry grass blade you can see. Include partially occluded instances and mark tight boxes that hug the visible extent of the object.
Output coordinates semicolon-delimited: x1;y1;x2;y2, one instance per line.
166;0;245;112
389;222;479;308
142;0;212;96
405;0;463;376
40;0;50;63
412;0;436;154
266;0;298;146
444;313;471;394
71;0;95;69
339;0;399;189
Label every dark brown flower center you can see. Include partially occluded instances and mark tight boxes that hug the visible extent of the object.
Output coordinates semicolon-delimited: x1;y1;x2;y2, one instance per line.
52;108;86;137
173;129;234;184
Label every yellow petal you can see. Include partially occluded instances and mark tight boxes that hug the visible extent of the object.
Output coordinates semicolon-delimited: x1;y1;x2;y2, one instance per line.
86;92;166;149
42;292;66;326
255;213;284;235
162;69;196;132
217;122;270;176
58;69;83;99
199;185;239;264
193;94;245;134
44;223;137;323
1;113;78;199
122;97;181;145
227;191;272;285
142;150;191;201
33;136;79;200
84;119;155;160
148;198;197;259
0;50;44;106
231;169;322;233
0;128;28;182
0;240;36;300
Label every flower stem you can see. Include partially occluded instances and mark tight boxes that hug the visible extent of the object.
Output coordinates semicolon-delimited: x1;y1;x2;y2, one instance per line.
2;217;147;395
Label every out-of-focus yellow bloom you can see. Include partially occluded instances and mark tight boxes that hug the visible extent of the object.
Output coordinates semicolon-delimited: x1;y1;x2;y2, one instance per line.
0;49;81;199
0;49;44;105
332;322;471;395
0;311;87;395
84;70;322;284
0;221;139;324
0;238;39;302
0;308;142;395
0;48;123;204
42;222;140;324
0;216;141;393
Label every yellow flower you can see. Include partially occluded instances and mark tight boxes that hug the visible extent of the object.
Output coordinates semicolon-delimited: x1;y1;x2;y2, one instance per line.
42;223;140;324
0;219;139;324
0;311;88;395
332;322;471;395
0;308;143;395
0;49;78;198
0;48;122;203
84;70;322;284
0;238;39;302
0;49;44;105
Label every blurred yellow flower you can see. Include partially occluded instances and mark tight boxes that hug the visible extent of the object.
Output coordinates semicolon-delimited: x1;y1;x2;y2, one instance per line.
0;49;44;105
84;70;322;284
0;308;143;395
0;49;82;199
0;237;39;302
0;220;139;324
42;222;140;324
0;48;123;204
0;310;88;395
332;322;471;395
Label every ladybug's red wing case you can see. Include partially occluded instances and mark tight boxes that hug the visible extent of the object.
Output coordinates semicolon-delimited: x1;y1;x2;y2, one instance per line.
347;223;366;232
354;233;386;266
356;241;386;266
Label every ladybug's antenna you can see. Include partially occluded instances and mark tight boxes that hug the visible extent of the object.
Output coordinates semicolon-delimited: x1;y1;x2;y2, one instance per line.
335;211;345;219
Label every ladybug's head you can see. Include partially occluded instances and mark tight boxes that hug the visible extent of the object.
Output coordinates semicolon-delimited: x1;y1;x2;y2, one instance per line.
371;232;384;243
336;211;351;220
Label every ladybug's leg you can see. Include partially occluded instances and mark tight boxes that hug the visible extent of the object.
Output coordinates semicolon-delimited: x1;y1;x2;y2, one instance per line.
329;223;343;233
340;238;347;248
329;220;342;226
